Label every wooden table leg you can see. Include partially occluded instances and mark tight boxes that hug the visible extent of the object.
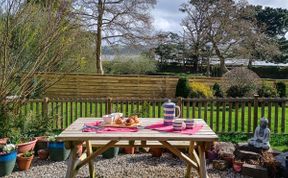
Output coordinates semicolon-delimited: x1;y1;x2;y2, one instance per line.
185;141;195;178
86;141;95;178
198;142;209;178
66;142;80;178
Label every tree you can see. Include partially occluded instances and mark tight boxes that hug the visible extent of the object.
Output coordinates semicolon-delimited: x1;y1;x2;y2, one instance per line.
182;0;279;75
0;0;82;136
73;0;156;74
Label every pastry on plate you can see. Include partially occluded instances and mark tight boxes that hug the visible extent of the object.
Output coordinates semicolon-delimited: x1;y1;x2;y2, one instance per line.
115;117;124;125
129;115;139;123
125;118;135;126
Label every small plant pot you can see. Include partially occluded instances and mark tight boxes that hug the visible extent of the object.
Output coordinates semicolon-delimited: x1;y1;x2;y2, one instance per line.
34;136;48;156
17;138;37;153
17;153;34;171
0;138;8;145
150;148;163;157
48;142;71;161
0;151;17;176
76;143;83;157
124;147;135;154
37;149;49;160
102;147;119;159
233;161;244;173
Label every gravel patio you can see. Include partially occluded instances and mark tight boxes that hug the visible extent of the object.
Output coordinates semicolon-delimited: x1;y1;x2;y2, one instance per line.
3;153;250;178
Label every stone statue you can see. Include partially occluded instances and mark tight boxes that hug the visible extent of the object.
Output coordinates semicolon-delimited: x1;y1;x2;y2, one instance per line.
248;117;270;150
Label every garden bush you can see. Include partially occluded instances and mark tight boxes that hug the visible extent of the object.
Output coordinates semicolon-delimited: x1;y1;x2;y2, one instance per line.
103;55;157;74
189;82;213;98
257;82;278;97
221;67;261;97
275;81;287;97
175;77;190;98
212;83;224;97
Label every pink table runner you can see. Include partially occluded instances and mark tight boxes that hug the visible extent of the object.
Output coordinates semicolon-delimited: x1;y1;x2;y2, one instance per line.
82;121;138;133
145;122;203;135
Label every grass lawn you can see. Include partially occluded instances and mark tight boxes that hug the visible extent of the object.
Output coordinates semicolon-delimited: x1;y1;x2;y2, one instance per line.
22;101;288;135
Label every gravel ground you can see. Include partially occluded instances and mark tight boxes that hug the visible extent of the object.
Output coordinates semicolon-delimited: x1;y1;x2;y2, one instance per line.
3;153;250;178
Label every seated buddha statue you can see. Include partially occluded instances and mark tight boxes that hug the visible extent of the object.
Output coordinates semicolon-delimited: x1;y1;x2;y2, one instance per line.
248;117;270;150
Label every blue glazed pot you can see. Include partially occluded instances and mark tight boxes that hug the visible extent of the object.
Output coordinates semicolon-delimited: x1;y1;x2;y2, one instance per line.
48;142;71;161
0;151;17;176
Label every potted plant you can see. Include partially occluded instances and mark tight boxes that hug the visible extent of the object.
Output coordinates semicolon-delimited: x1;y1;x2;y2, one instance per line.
149;148;163;157
17;151;34;171
37;149;49;160
16;137;37;154
102;147;119;159
0;144;17;176
47;135;71;161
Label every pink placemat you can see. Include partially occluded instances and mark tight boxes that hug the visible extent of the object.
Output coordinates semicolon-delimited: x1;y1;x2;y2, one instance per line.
145;122;203;135
82;121;138;133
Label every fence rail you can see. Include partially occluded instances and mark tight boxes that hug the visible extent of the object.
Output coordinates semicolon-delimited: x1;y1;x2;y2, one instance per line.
20;97;288;134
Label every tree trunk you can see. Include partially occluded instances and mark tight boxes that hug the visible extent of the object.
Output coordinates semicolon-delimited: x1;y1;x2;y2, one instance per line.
95;0;104;74
213;43;228;76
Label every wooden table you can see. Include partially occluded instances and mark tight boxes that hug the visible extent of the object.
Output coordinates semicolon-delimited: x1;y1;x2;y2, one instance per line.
57;118;218;178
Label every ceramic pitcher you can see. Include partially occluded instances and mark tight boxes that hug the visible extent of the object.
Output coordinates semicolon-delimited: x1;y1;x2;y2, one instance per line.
163;99;180;126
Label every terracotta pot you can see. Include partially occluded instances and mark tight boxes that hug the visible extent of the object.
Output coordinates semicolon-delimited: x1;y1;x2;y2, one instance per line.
233;161;244;173
17;153;34;171
124;147;135;154
76;143;83;157
150;148;163;157
17;138;37;153
37;149;49;160
0;138;8;145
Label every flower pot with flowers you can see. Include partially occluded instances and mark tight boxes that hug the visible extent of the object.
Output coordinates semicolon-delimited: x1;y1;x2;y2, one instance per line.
0;144;17;176
17;151;34;171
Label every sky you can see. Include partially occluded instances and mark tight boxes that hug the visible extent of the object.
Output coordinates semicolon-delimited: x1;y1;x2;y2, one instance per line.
152;0;288;33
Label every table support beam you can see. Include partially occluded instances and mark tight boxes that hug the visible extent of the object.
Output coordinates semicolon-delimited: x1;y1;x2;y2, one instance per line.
65;142;81;178
198;142;209;178
86;141;95;178
76;140;119;170
159;141;198;170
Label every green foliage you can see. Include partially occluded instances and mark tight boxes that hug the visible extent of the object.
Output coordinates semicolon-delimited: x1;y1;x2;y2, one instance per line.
257;82;278;97
103;55;157;74
189;82;213;98
175;77;190;98
275;81;287;97
22;151;34;157
226;85;250;98
212;83;224;97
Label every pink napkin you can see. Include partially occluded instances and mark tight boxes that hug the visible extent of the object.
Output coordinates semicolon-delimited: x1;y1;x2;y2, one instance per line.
145;122;203;135
82;121;138;133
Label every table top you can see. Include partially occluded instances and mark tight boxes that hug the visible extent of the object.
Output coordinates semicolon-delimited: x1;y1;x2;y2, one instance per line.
57;118;218;142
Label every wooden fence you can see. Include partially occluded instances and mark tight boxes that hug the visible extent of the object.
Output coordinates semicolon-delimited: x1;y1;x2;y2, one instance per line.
42;73;288;98
21;96;287;134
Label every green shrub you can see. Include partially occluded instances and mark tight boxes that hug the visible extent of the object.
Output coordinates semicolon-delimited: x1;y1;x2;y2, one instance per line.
212;83;224;97
257;82;278;97
221;67;261;97
189;82;213;98
250;66;288;79
226;85;250;98
175;77;190;98
275;81;287;97
103;55;157;74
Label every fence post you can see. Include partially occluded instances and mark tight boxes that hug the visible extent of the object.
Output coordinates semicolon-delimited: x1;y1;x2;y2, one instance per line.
42;97;49;119
107;97;113;114
253;95;259;131
177;97;183;118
